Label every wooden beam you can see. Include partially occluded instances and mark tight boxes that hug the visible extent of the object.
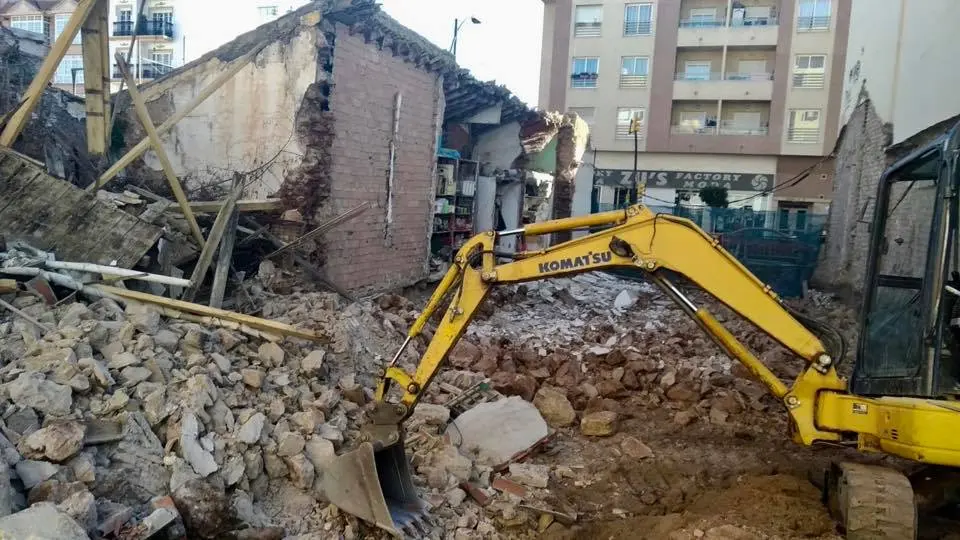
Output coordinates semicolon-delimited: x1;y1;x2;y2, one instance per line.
89;44;267;191
81;0;110;155
0;0;98;147
167;199;284;214
116;54;205;247
181;180;243;302
93;284;326;342
264;202;370;259
209;176;241;309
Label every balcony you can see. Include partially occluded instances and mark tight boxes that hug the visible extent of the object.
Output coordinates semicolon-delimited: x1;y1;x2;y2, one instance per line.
677;13;778;46
113;18;174;38
673;72;774;100
719;120;768;136
797;16;830;31
113;20;134;36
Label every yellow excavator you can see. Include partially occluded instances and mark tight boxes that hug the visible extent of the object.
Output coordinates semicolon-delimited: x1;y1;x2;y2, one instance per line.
321;128;960;539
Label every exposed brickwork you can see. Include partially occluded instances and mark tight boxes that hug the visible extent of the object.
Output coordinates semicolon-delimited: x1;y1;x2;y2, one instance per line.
814;95;889;300
320;24;441;294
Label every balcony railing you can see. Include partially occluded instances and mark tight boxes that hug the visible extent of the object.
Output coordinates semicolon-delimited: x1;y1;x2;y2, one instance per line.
731;15;778;26
623;20;653;36
675;71;722;81
671;123;769;136
112;64;173;80
615;123;646;140
719;121;768;135
574;22;602;37
112;19;174;38
671;125;718;135
571;72;598;88
113;20;134;36
619;74;648;88
140;20;174;38
679;18;724;28
792;72;825;88
724;72;774;81
787;127;820;143
797;16;830;31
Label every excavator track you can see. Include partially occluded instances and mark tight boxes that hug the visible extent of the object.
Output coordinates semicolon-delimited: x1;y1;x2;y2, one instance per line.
827;462;917;540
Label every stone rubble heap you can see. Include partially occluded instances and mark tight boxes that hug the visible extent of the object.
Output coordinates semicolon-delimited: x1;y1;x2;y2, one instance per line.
0;269;855;539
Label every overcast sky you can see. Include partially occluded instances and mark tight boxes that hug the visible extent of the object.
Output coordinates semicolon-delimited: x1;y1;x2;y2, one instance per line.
379;0;544;106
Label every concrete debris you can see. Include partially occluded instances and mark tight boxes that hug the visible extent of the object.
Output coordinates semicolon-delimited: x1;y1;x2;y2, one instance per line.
507;463;550;488
18;421;85;462
580;411;619;437
532;385;576;427
447;396;549;466
0;502;90;539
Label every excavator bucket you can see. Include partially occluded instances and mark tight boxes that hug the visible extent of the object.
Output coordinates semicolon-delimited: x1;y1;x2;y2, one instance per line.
318;441;430;537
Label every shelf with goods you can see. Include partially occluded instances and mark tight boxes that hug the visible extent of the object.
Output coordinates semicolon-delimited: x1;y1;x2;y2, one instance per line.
431;155;478;259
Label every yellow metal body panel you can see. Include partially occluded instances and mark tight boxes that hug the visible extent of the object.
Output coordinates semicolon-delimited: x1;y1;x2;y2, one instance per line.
818;393;960;467
371;204;960;470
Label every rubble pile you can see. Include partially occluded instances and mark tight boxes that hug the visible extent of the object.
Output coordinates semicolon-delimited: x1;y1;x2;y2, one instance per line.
0;288;416;539
450;273;796;433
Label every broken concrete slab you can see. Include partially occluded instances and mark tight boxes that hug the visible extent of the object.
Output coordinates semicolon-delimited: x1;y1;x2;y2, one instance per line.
445;396;549;467
0;502;90;539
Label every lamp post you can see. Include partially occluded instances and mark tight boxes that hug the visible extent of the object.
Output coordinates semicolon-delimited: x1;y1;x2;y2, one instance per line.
450;16;481;59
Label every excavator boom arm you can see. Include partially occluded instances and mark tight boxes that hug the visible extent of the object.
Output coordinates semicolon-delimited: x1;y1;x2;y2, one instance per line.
372;205;846;447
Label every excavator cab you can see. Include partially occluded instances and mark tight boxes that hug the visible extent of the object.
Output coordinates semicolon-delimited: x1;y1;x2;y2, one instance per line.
855;124;960;399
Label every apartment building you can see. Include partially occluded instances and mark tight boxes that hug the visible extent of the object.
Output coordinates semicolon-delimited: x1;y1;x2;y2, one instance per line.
0;0;184;94
108;0;182;91
539;0;850;221
0;0;86;94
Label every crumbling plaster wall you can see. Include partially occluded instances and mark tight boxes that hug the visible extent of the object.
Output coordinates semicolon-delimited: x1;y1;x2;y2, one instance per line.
321;24;442;294
122;22;324;199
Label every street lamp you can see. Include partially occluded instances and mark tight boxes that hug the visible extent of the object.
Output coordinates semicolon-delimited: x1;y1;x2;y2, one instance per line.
450;16;481;59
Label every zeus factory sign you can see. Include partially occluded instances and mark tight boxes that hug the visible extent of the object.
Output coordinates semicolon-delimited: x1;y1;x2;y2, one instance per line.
594;169;772;192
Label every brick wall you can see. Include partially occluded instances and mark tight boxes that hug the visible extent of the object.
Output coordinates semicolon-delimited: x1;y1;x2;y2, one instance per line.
320;24;442;294
814;96;889;299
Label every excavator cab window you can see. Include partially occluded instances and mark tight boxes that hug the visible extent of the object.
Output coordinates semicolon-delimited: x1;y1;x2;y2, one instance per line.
855;132;960;398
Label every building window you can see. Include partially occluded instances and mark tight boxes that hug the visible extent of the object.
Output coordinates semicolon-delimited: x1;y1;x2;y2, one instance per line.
681;7;721;28
733;6;776;26
11;15;48;36
615;108;645;139
258;5;279;21
620;56;649;88
679;61;713;81
574;5;602;37
595;185;633;212
571;57;599;88
54;14;81;45
793;55;826;88
568;107;595;126
54;54;84;84
798;0;831;31
787;109;821;143
624;3;653;36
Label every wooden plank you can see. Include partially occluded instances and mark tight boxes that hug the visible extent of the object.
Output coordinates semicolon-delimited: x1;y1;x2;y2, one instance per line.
181;180;243;302
116;55;205;247
264;202;369;259
209;176;241;308
0;0;98;147
94;285;326;342
167;199;284;214
0;152;161;267
81;0;109;155
90;44;267;191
